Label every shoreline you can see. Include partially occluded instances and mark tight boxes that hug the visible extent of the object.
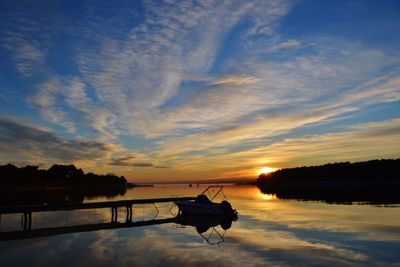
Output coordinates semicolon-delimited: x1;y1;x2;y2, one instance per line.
0;183;137;193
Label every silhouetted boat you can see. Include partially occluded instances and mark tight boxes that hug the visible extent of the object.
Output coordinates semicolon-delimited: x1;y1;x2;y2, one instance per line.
174;186;237;217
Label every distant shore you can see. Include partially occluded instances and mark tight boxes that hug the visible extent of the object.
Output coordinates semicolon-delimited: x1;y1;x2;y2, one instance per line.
0;184;128;206
0;164;136;205
0;163;131;188
256;159;400;204
0;182;136;192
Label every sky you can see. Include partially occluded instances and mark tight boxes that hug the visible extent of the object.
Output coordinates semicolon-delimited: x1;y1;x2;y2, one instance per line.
0;0;399;183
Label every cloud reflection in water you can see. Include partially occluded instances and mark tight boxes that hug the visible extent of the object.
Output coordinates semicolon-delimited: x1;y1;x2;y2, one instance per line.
0;186;399;266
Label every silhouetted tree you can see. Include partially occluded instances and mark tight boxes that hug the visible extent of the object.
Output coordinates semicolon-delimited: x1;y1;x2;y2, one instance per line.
256;159;400;204
0;163;130;188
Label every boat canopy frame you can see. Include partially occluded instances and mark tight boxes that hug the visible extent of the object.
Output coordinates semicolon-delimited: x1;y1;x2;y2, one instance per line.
200;186;226;202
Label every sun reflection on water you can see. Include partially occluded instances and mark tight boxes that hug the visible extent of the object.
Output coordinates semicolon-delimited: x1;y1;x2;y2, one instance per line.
258;192;277;201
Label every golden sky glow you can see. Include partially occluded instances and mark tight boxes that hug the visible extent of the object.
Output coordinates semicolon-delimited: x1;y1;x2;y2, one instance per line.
0;1;399;183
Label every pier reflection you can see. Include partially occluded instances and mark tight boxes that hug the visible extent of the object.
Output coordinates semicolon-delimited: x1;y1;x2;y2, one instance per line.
0;213;238;244
0;187;238;245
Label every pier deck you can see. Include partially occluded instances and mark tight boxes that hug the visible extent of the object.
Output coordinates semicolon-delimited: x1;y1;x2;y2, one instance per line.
0;197;196;214
0;196;197;230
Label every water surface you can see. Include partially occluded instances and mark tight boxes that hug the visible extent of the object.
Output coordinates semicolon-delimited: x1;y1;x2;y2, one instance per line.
0;185;399;266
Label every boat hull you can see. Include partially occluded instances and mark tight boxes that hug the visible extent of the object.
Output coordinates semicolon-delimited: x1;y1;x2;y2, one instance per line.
175;201;225;216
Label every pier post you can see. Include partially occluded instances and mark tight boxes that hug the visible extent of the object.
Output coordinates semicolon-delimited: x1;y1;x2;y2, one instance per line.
27;212;32;230
111;207;115;222
126;205;133;222
22;213;26;230
21;212;32;230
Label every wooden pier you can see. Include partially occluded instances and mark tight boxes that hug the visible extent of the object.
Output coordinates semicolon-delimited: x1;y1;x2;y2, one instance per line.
0;196;196;230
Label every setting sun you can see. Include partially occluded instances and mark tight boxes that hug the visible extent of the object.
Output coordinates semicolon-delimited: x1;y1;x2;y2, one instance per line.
257;167;277;175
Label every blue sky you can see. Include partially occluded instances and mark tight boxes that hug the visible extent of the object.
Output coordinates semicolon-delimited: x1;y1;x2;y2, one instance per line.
0;0;399;182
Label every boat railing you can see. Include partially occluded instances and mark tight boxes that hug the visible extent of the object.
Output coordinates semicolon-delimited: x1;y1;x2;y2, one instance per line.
199;226;225;246
200;186;226;202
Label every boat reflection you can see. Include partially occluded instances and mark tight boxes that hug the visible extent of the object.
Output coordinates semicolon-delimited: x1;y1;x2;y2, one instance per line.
176;213;238;245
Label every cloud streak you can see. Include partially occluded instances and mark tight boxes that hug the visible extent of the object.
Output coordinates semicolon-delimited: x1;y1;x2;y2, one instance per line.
74;0;294;137
0;117;116;164
108;155;169;168
210;75;260;86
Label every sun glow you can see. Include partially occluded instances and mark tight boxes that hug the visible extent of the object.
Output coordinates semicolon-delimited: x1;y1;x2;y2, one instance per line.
260;193;277;201
257;167;277;175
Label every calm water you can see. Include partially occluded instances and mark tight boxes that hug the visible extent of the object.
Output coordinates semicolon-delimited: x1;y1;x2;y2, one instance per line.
0;185;399;266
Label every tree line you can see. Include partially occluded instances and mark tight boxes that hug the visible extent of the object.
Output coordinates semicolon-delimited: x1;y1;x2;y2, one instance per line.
0;164;128;188
256;159;400;204
257;159;399;184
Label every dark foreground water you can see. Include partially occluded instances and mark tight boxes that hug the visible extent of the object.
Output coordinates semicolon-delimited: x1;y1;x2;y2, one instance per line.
0;185;399;266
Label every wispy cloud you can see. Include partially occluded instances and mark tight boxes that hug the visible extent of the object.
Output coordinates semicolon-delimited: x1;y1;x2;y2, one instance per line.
29;78;75;132
0;117;116;164
75;0;294;137
64;77;119;140
0;1;51;77
267;39;301;52
108;155;169;168
210;75;260;86
13;41;45;76
2;35;46;77
155;117;400;179
152;42;399;159
231;118;400;169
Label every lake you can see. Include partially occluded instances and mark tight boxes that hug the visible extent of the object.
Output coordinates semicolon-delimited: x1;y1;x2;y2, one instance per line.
0;185;399;266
